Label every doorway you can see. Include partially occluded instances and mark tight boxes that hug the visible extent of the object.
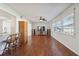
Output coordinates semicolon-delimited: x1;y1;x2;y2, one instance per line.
37;26;45;35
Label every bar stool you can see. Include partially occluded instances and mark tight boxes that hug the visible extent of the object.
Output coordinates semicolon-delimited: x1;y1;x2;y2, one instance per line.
4;34;16;55
9;34;16;55
2;35;12;55
2;33;21;55
15;33;19;48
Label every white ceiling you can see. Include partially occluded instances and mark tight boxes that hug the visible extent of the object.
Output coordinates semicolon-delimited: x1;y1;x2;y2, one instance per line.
5;3;71;22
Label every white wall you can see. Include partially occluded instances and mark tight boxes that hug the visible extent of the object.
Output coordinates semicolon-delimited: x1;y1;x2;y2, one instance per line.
50;4;79;55
28;22;32;36
25;19;32;36
0;20;3;33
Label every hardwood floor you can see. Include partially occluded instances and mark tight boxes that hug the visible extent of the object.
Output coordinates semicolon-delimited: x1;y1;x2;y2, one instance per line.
3;35;77;56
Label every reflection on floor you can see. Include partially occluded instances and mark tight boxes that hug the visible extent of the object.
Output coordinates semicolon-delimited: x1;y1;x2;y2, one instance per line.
3;35;77;56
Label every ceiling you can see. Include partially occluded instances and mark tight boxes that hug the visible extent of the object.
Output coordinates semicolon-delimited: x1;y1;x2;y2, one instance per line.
5;3;71;22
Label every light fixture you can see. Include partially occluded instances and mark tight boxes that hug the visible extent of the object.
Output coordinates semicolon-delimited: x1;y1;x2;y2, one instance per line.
39;16;47;21
40;19;43;21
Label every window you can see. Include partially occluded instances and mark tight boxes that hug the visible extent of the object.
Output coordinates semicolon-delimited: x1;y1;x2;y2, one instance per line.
2;20;11;34
52;13;74;36
55;21;62;32
52;21;62;32
52;23;56;32
62;13;74;35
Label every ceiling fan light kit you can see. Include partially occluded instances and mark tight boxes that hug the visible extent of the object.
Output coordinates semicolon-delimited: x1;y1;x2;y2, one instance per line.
40;16;47;21
40;20;43;21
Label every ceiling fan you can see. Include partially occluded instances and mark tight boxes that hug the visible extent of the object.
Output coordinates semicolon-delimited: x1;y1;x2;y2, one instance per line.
40;16;47;21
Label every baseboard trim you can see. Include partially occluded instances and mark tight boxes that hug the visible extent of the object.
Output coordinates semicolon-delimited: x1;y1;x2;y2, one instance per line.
51;36;79;56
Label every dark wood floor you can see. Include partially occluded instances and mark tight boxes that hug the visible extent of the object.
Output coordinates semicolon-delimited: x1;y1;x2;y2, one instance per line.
3;35;77;56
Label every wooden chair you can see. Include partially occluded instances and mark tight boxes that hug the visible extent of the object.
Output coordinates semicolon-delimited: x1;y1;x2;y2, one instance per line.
15;33;21;48
1;35;12;55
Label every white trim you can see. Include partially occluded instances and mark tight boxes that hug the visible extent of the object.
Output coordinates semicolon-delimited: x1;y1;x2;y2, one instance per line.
52;36;79;55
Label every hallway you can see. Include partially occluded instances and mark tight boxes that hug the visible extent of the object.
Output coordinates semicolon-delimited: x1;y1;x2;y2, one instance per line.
3;35;77;56
0;3;79;56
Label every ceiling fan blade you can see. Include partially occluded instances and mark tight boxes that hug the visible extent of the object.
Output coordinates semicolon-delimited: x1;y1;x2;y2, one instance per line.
43;18;47;21
40;16;42;20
